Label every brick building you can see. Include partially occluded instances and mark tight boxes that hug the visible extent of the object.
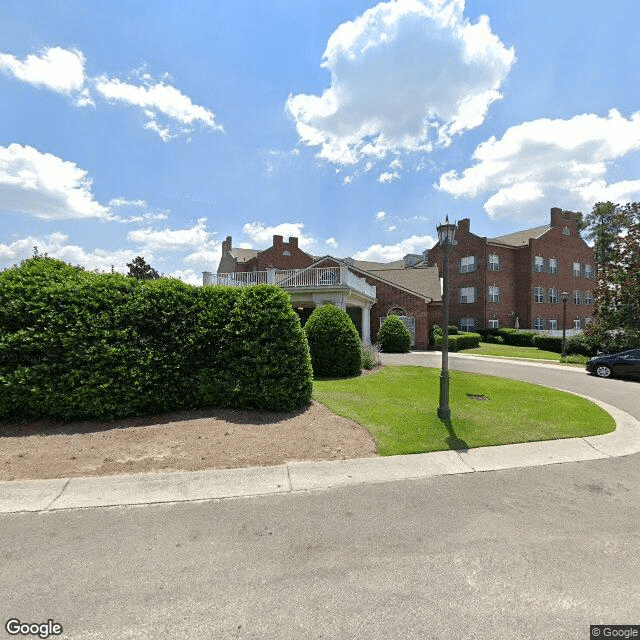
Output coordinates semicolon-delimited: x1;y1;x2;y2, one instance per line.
205;235;442;349
424;207;596;332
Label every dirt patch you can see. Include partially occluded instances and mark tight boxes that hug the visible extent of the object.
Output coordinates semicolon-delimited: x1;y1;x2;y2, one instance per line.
0;400;378;482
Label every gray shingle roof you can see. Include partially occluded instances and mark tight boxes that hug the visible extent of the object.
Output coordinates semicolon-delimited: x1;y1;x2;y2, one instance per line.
489;224;551;246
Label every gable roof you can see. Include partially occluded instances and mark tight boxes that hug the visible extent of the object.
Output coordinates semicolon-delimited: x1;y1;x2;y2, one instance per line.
229;248;258;262
489;224;551;247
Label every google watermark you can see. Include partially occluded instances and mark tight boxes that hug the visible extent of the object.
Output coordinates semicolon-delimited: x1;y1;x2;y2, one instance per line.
5;619;63;638
591;626;640;639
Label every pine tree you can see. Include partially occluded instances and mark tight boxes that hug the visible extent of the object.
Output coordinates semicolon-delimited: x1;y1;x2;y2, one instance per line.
126;256;160;280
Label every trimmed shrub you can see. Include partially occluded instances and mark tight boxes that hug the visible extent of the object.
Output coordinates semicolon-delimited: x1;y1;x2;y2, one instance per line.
448;325;459;335
565;333;599;357
378;315;411;353
499;328;537;347
477;328;500;341
0;257;313;422
533;334;563;353
448;332;481;352
304;304;362;378
430;324;443;348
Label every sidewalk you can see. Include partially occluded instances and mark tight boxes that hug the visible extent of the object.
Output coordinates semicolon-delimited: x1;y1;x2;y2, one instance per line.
2;390;639;514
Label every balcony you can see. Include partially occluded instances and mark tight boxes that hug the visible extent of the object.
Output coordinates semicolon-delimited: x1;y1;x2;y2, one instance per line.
204;265;376;300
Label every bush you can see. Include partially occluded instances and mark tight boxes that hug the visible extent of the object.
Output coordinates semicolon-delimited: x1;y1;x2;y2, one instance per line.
448;325;459;335
0;257;313;421
499;328;537;347
448;332;482;352
565;333;599;357
477;328;500;341
378;315;412;353
430;324;443;348
484;334;505;344
304;304;362;377
361;343;381;370
533;334;563;353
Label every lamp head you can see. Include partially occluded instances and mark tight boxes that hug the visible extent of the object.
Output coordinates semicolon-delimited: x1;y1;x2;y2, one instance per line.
437;216;457;246
562;291;569;303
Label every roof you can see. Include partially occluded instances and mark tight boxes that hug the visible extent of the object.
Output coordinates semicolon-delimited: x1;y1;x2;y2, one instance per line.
352;258;404;271
365;268;442;302
229;248;258;262
489;224;551;247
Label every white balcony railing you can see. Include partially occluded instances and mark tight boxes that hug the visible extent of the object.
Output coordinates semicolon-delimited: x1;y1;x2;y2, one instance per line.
204;266;376;298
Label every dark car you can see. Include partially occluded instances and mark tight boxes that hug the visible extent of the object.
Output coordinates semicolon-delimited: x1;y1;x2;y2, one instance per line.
586;349;640;379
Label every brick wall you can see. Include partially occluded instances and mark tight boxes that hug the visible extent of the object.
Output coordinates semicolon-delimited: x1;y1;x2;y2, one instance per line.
255;236;314;271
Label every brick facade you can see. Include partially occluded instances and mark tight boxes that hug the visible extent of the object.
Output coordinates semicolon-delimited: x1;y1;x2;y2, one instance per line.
425;208;596;331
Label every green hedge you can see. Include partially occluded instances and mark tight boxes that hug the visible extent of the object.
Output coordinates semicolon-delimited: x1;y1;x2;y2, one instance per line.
0;257;313;422
378;315;411;353
498;328;537;347
304;304;362;378
434;331;481;351
532;334;563;353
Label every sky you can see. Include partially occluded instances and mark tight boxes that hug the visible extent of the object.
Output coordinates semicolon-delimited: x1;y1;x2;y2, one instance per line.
2;0;640;285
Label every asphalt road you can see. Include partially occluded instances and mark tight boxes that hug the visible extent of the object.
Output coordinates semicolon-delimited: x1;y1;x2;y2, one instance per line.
1;356;638;640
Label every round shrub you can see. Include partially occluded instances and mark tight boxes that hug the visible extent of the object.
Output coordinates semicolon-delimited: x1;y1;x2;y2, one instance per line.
448;325;459;335
378;314;411;353
304;304;362;377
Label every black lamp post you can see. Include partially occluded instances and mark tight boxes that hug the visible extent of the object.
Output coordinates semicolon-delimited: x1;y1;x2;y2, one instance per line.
437;216;457;421
561;291;569;357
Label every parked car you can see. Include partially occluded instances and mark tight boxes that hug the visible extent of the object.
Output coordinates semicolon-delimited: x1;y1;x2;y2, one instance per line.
585;349;640;379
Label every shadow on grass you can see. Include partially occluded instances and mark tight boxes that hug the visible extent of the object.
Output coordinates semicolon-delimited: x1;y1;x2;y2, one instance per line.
441;418;469;451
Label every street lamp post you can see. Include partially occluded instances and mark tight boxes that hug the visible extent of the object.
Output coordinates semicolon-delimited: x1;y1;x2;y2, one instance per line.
437;216;457;421
561;291;569;357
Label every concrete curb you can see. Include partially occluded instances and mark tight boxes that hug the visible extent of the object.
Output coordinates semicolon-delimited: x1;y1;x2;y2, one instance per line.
1;392;638;515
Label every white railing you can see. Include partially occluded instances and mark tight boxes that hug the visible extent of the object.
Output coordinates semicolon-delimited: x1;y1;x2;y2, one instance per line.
205;271;267;286
276;267;340;287
207;266;376;298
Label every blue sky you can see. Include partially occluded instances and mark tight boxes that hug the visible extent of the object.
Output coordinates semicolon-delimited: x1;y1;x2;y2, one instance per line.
2;0;640;284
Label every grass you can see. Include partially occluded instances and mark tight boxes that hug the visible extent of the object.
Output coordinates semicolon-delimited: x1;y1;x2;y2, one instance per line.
313;366;614;456
458;342;561;360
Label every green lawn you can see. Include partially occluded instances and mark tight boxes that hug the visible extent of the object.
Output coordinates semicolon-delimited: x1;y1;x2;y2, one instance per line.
459;342;561;360
313;366;614;456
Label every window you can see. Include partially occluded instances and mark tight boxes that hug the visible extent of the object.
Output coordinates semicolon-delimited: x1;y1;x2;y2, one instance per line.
534;287;545;303
460;317;476;331
459;255;476;273
488;318;499;329
459;287;476;303
488;254;500;271
585;291;593;305
549;258;558;275
388;307;407;316
548;288;558;304
549;319;558;331
534;317;545;330
573;262;581;277
585;264;593;279
573;290;581;304
534;256;544;272
488;286;500;302
573;319;581;330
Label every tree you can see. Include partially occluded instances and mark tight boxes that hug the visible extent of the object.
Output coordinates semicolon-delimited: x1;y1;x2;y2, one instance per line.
126;256;159;280
585;202;640;350
578;201;624;274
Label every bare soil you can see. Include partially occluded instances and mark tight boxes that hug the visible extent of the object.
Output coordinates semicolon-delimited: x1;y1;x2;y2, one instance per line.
0;400;378;482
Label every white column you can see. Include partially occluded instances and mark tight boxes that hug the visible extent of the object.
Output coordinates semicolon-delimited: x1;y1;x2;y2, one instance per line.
266;266;276;284
361;304;371;345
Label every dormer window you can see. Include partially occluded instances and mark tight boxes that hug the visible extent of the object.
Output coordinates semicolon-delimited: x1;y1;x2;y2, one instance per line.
282;250;291;256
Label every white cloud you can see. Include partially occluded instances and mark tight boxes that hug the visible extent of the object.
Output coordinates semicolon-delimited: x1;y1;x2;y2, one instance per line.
325;237;338;249
379;171;400;183
167;268;202;286
389;158;403;170
387;225;397;232
438;109;640;221
0;143;110;220
0;232;134;273
242;222;315;249
376;211;387;220
353;233;436;262
183;246;222;267
95;73;222;140
0;46;93;106
109;197;148;208
127;217;212;252
287;0;514;167
343;175;353;185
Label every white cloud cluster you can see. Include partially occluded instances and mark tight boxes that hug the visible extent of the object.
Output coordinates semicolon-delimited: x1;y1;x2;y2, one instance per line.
0;232;134;272
241;222;315;250
0;46;222;140
438;109;640;221
127;217;212;252
353;233;436;262
95;73;222;140
375;211;386;220
379;171;400;184
0;143;109;220
109;197;148;208
325;237;338;249
287;0;514;166
0;46;93;106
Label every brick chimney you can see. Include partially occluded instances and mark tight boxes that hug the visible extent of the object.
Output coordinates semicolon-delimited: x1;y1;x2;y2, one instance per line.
273;235;283;247
456;218;470;234
288;236;298;248
550;207;563;227
222;236;232;253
